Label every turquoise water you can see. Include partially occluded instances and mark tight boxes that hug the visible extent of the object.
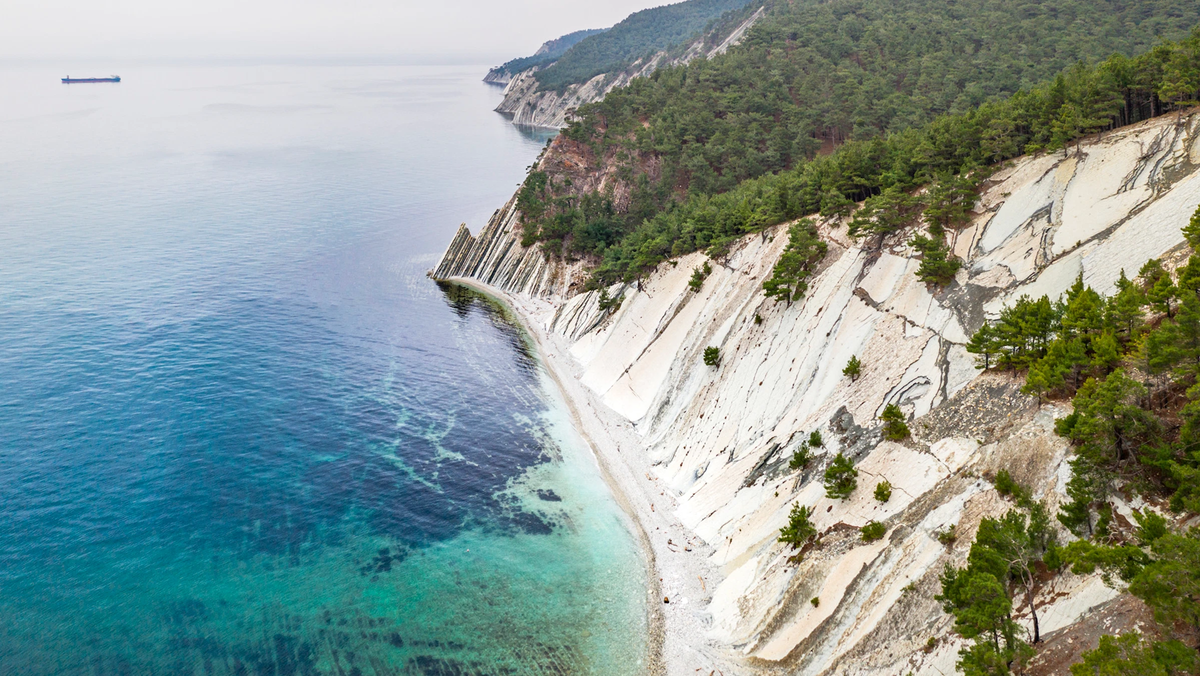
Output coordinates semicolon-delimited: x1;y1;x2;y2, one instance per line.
0;64;647;675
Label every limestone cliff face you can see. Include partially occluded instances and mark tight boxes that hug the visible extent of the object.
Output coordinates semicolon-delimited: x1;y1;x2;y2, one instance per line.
431;195;584;298
483;69;512;86
495;7;764;130
433;112;1200;673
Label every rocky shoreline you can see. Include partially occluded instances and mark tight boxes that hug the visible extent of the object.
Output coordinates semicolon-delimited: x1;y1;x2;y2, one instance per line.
442;277;737;675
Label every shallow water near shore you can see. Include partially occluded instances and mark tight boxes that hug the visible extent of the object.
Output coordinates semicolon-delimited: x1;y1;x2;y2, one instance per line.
0;63;646;674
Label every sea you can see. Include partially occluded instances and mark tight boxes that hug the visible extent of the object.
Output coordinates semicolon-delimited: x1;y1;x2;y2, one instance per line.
0;62;647;675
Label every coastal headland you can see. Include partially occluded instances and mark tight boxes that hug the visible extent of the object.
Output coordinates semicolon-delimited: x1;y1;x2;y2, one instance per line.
433;111;1200;675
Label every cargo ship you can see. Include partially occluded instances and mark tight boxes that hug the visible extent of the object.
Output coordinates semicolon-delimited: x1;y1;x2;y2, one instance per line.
62;76;121;83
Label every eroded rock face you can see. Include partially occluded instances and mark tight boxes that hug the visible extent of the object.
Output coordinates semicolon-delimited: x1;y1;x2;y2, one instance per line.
494;8;765;130
430;195;572;299
432;112;1200;673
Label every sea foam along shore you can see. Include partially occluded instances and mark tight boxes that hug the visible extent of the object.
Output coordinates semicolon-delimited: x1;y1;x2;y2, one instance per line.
444;277;731;676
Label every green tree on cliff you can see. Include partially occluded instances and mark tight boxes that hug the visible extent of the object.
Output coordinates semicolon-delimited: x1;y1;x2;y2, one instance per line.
843;355;862;381
763;220;827;306
823;453;858;500
779;503;817;552
880;404;910;441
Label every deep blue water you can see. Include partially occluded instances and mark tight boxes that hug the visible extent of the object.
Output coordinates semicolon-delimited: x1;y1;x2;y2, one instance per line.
0;63;646;675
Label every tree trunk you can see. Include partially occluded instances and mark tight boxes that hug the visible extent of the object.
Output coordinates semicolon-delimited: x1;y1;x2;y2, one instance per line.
1024;576;1041;644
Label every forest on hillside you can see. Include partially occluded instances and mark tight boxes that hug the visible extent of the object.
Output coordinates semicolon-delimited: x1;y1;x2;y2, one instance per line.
515;0;1200;284
490;29;606;79
532;0;759;92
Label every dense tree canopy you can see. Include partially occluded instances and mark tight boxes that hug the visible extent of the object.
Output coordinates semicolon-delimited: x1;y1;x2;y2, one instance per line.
957;235;1200;674
520;7;1200;284
534;0;759;92
490;29;607;80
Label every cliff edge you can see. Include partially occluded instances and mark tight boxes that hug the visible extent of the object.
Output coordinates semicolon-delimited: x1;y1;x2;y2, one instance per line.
494;7;764;130
432;112;1200;674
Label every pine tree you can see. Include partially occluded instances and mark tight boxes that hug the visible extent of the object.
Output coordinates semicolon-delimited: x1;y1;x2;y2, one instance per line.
778;503;817;551
688;262;712;292
703;346;721;367
1177;255;1200;299
938;566;1029;672
1149;273;1178;319
1140;258;1169;286
823;453;859;500
1091;332;1122;374
1106;270;1145;340
911;232;962;286
1062;275;1106;341
974;509;1055;643
1051;336;1091;389
1051;103;1085;153
1184;204;1200;249
1150;294;1200;379
992;295;1058;370
1156;43;1200;115
966;324;998;370
880;404;911;441
789;443;813;470
1023;357;1064;403
1064;370;1158;466
763;220;827;306
843;355;862;381
848;187;922;247
819;189;854;219
874;481;893;503
1057;456;1109;536
923;173;979;233
1174;294;1200;377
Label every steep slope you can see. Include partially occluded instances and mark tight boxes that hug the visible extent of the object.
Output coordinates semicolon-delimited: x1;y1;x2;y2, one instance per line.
532;0;759;92
513;0;1200;272
494;3;764;129
484;29;606;86
433;112;1200;673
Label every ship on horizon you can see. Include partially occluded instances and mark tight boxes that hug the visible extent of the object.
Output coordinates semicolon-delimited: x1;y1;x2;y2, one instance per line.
62;76;120;84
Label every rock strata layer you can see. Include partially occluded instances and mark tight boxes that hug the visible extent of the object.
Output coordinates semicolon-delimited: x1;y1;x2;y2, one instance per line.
432;112;1200;674
432;195;573;298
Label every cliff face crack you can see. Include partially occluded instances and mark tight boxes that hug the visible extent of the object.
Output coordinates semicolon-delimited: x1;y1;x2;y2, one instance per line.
1119;123;1174;193
1147;121;1188;192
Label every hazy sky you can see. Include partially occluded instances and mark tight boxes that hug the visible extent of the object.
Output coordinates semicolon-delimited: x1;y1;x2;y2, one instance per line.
1;0;670;63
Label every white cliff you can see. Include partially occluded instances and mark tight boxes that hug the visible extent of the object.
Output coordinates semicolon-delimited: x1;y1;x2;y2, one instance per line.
432;111;1200;674
494;7;765;130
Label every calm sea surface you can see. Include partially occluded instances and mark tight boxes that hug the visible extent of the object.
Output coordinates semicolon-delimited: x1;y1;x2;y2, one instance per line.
0;63;646;675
